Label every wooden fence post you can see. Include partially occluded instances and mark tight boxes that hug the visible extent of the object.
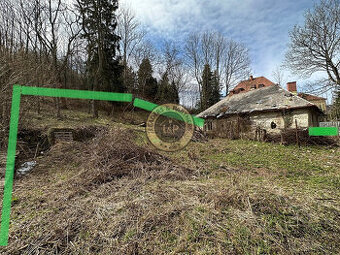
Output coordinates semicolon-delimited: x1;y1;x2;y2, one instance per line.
295;119;300;147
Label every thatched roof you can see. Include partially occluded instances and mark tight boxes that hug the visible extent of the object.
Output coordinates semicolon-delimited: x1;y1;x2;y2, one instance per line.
197;85;322;118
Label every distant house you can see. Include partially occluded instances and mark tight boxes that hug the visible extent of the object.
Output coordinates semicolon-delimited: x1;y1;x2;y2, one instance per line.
197;85;324;140
284;81;327;112
229;76;275;96
297;93;327;112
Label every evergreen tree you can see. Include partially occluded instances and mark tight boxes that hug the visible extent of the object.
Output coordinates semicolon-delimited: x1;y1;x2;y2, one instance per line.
137;58;152;96
169;80;179;104
137;58;157;100
156;72;170;103
210;70;221;106
145;76;158;100
201;65;220;110
201;64;212;110
77;0;123;117
156;72;179;104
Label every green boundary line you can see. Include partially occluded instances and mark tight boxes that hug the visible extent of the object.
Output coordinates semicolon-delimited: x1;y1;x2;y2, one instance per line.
0;86;21;246
21;86;132;102
0;85;204;246
308;127;339;136
133;98;205;128
0;85;135;246
2;85;336;246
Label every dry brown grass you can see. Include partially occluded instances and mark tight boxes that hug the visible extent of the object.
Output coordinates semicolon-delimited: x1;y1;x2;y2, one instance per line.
0;126;339;254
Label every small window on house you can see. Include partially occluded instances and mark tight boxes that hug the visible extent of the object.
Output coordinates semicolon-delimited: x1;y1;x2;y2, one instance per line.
271;121;277;129
239;88;245;91
258;84;265;88
205;121;213;131
251;85;256;89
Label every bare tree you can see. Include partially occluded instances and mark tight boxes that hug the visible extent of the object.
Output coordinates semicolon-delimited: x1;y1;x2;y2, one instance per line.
117;6;146;67
271;65;286;85
117;6;146;90
285;0;340;88
132;40;158;69
223;39;251;94
201;31;215;68
184;31;215;107
32;0;83;117
0;0;84;123
160;40;189;94
185;31;251;106
184;32;203;88
213;33;226;86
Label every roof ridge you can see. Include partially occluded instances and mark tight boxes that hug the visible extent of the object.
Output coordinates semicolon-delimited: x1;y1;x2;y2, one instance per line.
298;92;326;100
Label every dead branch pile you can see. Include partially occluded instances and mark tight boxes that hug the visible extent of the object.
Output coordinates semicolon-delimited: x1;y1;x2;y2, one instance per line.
69;129;195;192
191;128;208;143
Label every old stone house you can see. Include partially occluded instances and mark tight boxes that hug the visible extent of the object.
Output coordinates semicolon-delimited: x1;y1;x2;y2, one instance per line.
197;85;324;140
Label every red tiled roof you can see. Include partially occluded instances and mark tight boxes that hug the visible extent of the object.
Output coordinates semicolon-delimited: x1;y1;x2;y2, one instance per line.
229;76;275;96
297;93;326;101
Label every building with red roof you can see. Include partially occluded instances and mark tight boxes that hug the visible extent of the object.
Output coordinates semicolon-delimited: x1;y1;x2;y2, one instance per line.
229;76;275;96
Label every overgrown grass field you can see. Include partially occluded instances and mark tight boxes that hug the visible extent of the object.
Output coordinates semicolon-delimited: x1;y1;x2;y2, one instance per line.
0;109;339;254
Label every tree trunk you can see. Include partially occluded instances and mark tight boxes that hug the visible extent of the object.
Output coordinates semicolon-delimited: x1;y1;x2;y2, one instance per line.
60;67;68;109
56;98;61;118
92;100;98;118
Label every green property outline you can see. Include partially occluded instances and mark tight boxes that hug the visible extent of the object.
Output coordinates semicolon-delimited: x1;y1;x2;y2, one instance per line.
1;85;338;246
134;98;204;127
0;85;204;246
308;127;339;136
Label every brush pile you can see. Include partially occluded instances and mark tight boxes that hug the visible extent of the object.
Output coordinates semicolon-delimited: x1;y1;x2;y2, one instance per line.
191;128;208;143
266;128;339;146
69;129;195;192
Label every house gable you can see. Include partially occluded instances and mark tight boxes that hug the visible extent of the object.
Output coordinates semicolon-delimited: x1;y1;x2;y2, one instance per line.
229;76;275;96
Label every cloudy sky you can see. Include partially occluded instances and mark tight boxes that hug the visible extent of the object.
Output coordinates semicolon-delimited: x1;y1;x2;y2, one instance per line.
120;0;329;96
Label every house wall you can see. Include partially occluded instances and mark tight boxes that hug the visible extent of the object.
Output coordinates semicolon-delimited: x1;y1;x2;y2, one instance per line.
310;99;327;112
250;111;284;133
203;108;320;139
250;108;314;133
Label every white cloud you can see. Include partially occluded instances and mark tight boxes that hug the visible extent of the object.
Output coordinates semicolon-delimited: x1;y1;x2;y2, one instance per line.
121;0;315;69
120;0;331;99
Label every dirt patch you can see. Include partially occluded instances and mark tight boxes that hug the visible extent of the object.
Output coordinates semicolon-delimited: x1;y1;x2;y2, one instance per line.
17;128;49;153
